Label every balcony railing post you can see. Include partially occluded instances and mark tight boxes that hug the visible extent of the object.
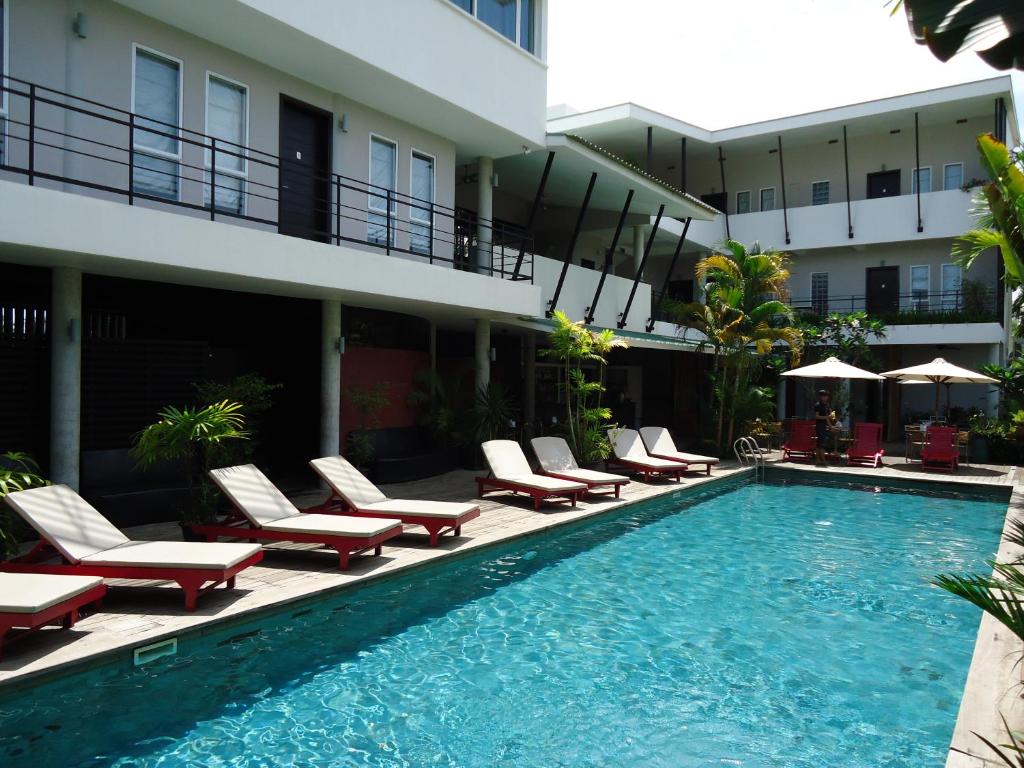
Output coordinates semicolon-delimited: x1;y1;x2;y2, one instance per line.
210;137;217;221
334;175;341;244
28;83;36;186
428;202;434;265
128;112;135;204
385;189;392;255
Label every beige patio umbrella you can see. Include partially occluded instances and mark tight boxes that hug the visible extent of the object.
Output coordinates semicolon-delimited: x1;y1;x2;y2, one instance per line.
780;356;884;381
882;357;997;418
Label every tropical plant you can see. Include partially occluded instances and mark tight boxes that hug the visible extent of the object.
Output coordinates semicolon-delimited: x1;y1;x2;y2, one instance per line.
982;356;1024;414
193;373;282;465
543;310;627;463
798;311;887;368
131;401;247;524
0;452;48;558
890;1;1024;71
345;382;390;467
407;368;472;447
473;380;516;442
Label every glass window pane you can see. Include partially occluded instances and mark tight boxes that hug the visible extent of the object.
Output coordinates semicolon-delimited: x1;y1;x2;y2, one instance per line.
736;191;750;214
911;265;929;309
943;163;963;191
941;264;962;309
811;272;828;315
207;77;246;172
912;167;931;193
134;50;180;155
204;171;244;215
812;181;829;205
520;0;535;52
1;0;5;112
449;0;472;11
369;137;397;245
411;153;434;254
477;0;516;42
134;152;179;200
760;188;775;211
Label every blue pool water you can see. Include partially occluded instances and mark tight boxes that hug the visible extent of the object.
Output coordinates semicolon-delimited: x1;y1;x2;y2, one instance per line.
0;478;1007;767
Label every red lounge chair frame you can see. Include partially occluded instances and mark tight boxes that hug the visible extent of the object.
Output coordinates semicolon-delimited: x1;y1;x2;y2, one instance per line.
304;494;480;547
782;420;817;463
604;457;686;483
539;472;628;498
0;581;107;659
2;541;262;612
847;422;885;468
921;426;959;473
475;476;583;511
643;454;714;476
193;510;403;569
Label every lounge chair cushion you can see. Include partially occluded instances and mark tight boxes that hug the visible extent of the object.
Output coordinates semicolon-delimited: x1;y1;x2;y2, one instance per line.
498;474;586;493
548;468;629;485
650;449;718;465
530;436;580;472
262;513;400;538
358;499;479;519
0;573;105;614
482;440;535;478
612;430;682;469
639;427;718;464
309;456;388;508
4;484;131;563
209;465;299;526
80;541;261;570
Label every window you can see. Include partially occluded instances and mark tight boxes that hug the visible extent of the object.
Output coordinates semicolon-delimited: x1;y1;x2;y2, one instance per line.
911;166;931;194
941;263;962;310
735;190;751;214
943;163;963;191
811;272;829;316
759;187;775;212
449;0;537;54
132;46;182;201
410;151;434;255
811;181;830;206
0;0;6;164
205;74;248;215
910;265;930;310
368;135;397;245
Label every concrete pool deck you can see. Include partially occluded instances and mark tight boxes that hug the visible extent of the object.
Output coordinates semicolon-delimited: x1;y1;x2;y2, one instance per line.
0;453;1020;767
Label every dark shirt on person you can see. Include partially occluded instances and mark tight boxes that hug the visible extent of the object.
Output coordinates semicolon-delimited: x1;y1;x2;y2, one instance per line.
814;401;831;440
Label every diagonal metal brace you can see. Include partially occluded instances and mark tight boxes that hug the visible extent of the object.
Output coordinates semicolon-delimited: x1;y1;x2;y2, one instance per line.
647;217;691;332
618;205;664;329
584;189;634;324
547;171;597;317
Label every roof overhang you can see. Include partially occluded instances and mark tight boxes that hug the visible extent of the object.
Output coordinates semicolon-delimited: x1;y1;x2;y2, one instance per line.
494;134;718;220
501;317;702;352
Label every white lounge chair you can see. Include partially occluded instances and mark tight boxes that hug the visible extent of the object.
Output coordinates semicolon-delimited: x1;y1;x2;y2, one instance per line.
530;436;629;498
308;455;481;547
639;427;719;475
0;573;107;658
607;429;687;482
477;440;587;510
203;464;404;570
2;485;262;611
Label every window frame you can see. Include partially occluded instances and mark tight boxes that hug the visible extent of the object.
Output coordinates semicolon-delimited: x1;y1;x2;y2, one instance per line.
203;70;249;216
759;186;776;212
409;147;436;256
1;0;9;117
735;189;751;215
911;165;932;194
368;132;399;245
811;180;830;206
910;264;931;310
810;271;829;316
942;161;964;192
941;262;963;310
130;43;184;202
448;0;538;55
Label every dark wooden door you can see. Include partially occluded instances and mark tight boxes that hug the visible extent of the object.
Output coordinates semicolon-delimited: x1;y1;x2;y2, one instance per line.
279;96;332;242
866;266;899;315
866;170;900;199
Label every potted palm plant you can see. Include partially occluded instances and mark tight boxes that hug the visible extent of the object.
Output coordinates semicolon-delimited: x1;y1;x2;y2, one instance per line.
131;400;247;539
0;451;49;558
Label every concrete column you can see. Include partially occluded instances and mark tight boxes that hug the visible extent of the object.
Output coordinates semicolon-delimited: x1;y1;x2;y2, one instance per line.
776;379;786;420
474;319;491;395
523;332;536;434
632;224;645;277
320;300;342;457
50;267;82;489
428;320;438;392
988;342;1003;416
476;156;494;274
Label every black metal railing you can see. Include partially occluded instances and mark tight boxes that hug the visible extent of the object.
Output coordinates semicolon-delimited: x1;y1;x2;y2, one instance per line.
789;289;998;324
0;76;534;281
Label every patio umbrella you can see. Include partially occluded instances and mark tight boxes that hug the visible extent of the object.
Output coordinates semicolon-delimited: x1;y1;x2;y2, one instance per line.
780;356;883;381
881;357;997;418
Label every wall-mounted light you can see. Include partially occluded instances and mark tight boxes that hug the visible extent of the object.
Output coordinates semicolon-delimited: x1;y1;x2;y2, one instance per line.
956;118;968;124
489;347;497;362
335;336;345;354
72;12;88;38
492;173;500;189
889;129;901;135
68;318;80;342
827;139;839;145
338;114;349;133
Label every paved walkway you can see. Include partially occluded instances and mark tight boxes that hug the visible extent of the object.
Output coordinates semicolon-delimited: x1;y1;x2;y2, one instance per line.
0;454;1017;697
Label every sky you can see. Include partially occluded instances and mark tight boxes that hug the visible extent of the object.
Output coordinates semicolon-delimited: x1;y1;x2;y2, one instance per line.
546;0;1023;131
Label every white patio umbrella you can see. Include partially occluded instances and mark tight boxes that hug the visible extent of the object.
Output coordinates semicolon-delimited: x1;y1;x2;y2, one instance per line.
780;356;884;381
882;357;997;418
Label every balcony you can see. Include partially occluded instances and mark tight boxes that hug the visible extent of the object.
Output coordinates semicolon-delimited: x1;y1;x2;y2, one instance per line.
0;77;533;282
790;288;998;325
533;256;651;333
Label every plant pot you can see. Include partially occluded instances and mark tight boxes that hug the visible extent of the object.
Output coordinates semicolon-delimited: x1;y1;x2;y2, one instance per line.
179;523;206;542
969;436;990;464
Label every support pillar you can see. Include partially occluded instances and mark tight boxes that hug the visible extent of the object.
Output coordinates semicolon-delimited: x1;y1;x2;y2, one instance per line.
776;379;786;421
429;320;437;399
320;300;342;458
475;319;491;395
50;267;82;489
632;225;645;277
476;156;494;274
989;342;1003;416
523;332;536;436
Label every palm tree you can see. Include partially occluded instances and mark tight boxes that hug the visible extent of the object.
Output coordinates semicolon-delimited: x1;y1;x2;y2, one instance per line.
890;1;1024;71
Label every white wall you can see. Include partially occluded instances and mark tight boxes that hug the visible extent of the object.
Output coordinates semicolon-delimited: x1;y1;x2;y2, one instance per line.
533;254;652;332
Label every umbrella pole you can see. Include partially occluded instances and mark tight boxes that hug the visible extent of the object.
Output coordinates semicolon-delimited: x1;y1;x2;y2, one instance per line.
934;380;940;420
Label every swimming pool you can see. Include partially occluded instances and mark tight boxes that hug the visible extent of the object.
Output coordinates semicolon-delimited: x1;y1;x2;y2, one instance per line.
0;476;1007;767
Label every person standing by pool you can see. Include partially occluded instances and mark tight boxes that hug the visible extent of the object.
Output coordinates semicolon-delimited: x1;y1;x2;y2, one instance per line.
813;389;836;466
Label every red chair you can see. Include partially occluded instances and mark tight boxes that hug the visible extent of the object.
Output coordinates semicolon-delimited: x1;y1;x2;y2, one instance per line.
847;422;885;468
921;426;959;473
782;420;817;462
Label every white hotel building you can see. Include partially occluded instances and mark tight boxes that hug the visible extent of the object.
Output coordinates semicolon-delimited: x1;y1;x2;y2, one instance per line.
0;0;1016;517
